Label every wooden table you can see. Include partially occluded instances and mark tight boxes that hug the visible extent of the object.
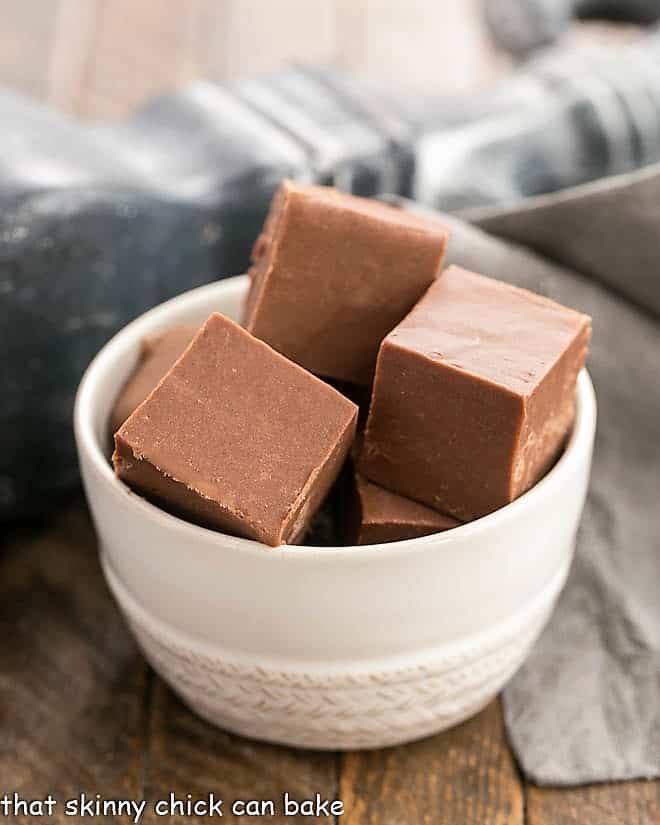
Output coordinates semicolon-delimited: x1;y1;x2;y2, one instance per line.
2;503;658;824
0;0;504;119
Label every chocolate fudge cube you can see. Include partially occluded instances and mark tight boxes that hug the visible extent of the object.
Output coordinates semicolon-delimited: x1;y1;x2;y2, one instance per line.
243;180;448;385
346;471;460;545
360;266;591;521
110;324;198;434
113;313;358;546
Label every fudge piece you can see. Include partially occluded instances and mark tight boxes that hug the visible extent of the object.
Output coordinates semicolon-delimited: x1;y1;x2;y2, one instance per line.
110;324;198;434
360;266;591;521
113;313;358;546
346;471;460;545
243;180;448;385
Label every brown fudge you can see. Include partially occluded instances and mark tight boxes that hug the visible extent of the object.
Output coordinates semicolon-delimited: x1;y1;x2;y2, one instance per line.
109;324;198;434
113;313;358;546
360;266;591;521
346;471;460;545
243;180;448;385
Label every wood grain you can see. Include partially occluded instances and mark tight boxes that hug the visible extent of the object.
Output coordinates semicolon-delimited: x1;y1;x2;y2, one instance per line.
76;0;205;118
142;679;339;823
47;0;101;113
0;504;149;823
527;781;660;825
339;0;505;96
219;0;337;82
0;0;505;119
0;0;60;101
339;700;524;825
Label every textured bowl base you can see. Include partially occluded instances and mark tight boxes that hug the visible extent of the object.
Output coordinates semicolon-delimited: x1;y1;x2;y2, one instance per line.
134;627;526;750
183;691;497;751
103;552;570;750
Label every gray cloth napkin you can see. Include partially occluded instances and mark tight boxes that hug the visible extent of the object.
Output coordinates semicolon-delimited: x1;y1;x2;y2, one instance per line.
419;168;660;785
463;161;660;315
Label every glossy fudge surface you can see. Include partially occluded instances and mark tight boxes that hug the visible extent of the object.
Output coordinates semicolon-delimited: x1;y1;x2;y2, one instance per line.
360;266;591;521
110;324;198;434
348;471;460;545
113;313;358;546
243;180;448;385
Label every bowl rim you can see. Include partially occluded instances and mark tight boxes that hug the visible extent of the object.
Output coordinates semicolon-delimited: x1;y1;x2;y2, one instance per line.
74;275;597;560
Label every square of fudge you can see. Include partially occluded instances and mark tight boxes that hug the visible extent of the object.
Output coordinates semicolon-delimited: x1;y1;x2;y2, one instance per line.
345;470;460;545
359;266;591;521
243;180;448;385
113;313;358;546
110;324;198;434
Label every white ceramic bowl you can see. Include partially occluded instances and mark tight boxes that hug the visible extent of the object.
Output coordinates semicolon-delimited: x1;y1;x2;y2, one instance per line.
74;275;596;750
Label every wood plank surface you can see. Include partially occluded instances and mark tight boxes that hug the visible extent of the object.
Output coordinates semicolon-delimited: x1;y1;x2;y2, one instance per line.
0;505;149;823
46;0;101;113
0;0;60;101
336;0;504;96
339;700;524;825
527;781;660;825
76;0;205;118
142;679;339;823
0;0;505;119
219;0;337;83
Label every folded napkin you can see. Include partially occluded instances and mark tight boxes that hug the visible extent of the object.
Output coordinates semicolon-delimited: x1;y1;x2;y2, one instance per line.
464;162;660;315
409;163;660;785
